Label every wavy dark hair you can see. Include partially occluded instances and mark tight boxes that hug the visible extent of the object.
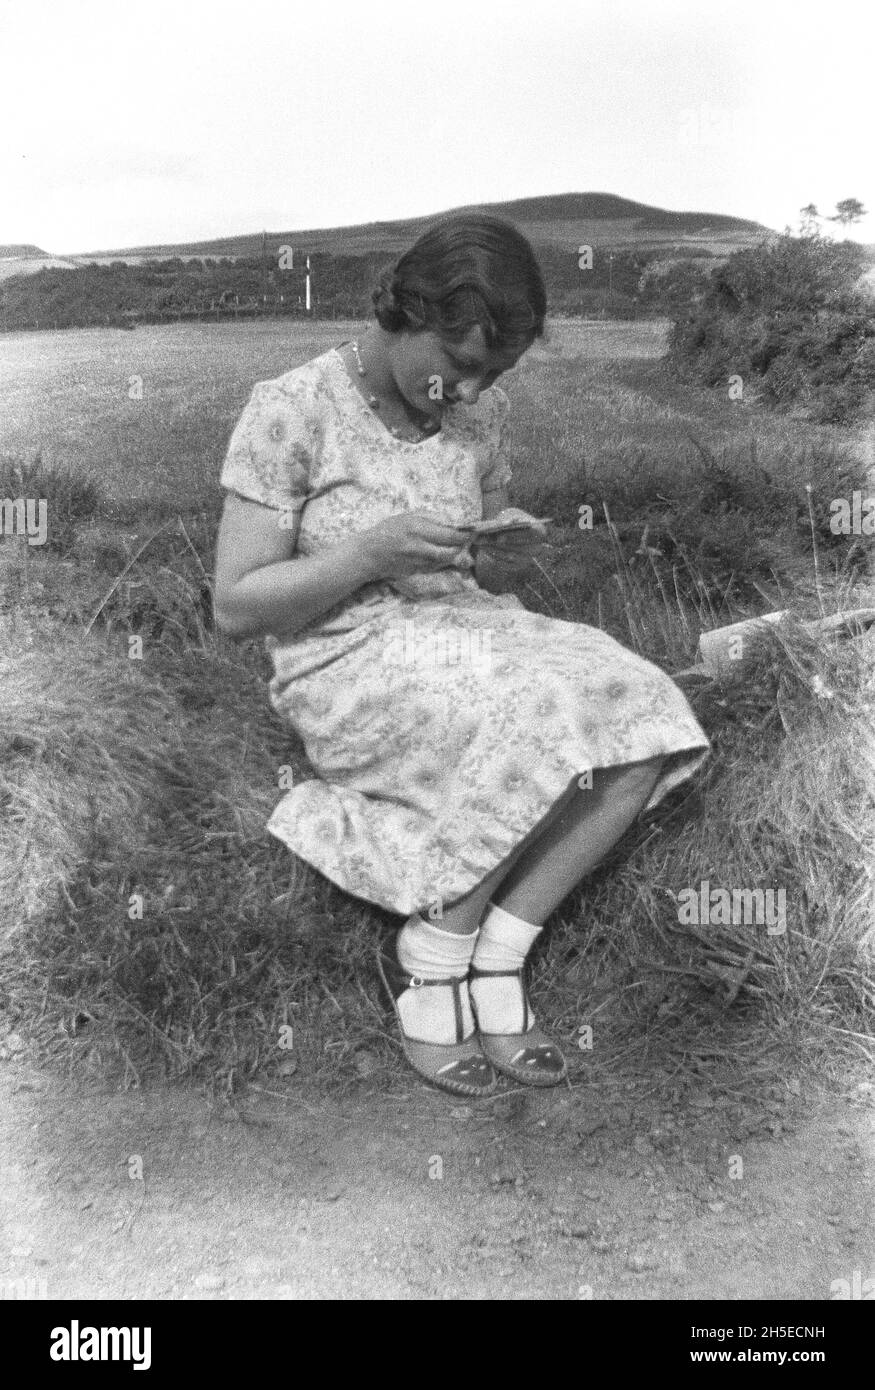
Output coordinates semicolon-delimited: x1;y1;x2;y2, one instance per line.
371;214;547;354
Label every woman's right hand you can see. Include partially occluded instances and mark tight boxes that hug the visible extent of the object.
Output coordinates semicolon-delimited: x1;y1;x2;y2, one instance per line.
354;511;473;582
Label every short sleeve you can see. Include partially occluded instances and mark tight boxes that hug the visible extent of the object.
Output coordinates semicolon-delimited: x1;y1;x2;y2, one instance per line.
478;387;512;493
219;379;315;513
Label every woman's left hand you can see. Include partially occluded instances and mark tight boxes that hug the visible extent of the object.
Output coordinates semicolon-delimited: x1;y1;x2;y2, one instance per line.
471;529;549;567
472;535;551;594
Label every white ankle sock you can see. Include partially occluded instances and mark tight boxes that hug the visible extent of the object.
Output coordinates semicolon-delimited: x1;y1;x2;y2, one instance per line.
470;903;542;1034
395;914;478;1043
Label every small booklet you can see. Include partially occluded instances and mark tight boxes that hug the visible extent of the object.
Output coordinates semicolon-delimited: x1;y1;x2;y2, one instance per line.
460;514;552;539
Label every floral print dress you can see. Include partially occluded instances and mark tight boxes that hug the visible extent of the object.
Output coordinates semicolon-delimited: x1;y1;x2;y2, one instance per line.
220;345;710;915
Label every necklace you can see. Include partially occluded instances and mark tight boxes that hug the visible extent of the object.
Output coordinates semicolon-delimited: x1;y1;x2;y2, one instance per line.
349;338;440;442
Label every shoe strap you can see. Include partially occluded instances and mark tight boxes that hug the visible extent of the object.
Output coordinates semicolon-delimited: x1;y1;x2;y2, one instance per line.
407;974;466;986
468;965;529;1033
410;975;465;1043
469;966;525;977
382;952;467;1043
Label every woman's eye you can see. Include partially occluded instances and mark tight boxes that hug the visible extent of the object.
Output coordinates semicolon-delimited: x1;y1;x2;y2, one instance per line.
443;356;500;387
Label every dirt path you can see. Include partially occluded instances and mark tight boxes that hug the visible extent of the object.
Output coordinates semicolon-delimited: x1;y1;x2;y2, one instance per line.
2;1054;872;1301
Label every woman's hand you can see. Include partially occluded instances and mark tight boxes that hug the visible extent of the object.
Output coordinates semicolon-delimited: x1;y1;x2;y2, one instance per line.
471;527;549;569
354;511;474;582
471;528;550;593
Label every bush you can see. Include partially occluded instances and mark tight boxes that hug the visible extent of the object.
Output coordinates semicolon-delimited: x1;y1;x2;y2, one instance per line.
638;258;714;315
669;233;875;423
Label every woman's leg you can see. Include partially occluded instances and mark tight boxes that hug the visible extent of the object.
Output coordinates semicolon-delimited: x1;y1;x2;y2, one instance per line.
436;756;663;934
469;756;663;1085
388;757;665;1091
492;756;664;923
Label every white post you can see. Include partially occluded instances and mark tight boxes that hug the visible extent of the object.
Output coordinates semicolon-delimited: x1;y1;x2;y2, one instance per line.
305;255;311;312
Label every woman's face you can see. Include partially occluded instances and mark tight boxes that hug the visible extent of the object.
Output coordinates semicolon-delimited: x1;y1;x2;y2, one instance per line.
390;324;524;421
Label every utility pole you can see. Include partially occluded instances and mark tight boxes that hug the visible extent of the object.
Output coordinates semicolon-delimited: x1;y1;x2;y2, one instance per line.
305;255;311;313
261;230;268;311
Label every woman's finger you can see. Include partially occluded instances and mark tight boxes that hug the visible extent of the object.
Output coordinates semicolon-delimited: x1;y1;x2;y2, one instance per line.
420;542;470;568
411;512;477;544
474;534;547;553
418;526;475;549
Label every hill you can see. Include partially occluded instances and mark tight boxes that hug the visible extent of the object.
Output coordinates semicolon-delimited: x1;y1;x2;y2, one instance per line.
0;245;80;282
0;243;49;258
64;192;773;265
0;194;782;331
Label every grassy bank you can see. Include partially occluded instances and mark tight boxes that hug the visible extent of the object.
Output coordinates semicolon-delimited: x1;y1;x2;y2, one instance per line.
1;320;872;1093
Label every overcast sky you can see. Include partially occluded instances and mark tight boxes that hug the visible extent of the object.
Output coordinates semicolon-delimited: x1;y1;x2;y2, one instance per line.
2;0;872;254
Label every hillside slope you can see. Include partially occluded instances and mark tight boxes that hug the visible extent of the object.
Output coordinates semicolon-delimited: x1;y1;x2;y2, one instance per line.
0;244;78;284
0;243;49;258
64;192;773;265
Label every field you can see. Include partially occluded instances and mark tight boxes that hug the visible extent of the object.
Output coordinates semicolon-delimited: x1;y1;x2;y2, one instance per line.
1;317;873;1299
0;318;674;502
0;255;79;282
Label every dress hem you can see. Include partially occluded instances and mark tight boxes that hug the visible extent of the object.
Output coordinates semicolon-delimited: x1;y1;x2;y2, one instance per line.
266;739;710;917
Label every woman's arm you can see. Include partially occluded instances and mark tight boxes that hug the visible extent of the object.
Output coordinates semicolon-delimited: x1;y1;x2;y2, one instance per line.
213;495;378;640
473;483;546;593
214;494;475;641
474;483;515;593
480;482;510;522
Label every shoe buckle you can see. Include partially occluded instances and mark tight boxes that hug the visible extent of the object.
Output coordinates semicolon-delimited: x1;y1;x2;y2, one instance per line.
409;974;425;988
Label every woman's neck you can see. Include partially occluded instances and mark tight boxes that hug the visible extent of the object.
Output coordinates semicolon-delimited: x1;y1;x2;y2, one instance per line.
354;328;427;426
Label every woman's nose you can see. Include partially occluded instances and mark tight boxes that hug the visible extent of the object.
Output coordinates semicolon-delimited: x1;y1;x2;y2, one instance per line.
455;379;481;405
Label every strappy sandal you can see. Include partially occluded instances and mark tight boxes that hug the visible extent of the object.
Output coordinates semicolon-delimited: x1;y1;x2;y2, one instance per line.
376;942;497;1097
469;964;568;1087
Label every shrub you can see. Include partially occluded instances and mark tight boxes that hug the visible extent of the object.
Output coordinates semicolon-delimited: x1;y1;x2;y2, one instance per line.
669;233;875;423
